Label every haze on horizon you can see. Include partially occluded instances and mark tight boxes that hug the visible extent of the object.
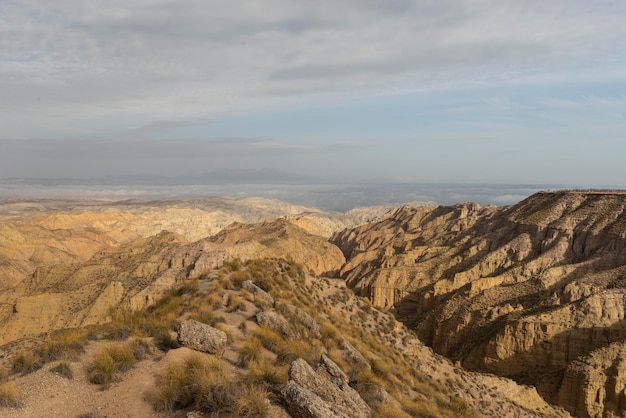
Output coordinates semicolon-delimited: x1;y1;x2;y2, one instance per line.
1;1;626;187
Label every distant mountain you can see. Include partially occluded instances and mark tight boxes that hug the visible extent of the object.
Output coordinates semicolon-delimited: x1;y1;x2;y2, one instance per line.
176;168;325;184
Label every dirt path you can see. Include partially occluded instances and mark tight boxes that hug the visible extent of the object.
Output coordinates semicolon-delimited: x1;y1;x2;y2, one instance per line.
0;341;173;418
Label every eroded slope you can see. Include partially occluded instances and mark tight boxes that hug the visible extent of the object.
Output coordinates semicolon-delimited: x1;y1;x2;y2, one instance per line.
333;191;626;417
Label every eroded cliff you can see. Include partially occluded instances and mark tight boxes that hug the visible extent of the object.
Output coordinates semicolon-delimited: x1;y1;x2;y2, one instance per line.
333;191;626;417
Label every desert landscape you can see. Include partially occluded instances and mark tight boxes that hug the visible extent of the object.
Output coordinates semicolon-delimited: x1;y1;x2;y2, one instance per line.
1;191;626;417
3;1;624;416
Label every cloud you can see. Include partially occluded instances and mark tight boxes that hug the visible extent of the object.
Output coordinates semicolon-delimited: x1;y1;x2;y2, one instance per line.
2;0;626;141
129;118;216;135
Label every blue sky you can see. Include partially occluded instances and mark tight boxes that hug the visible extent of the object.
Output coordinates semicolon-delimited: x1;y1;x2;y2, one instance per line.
1;0;626;186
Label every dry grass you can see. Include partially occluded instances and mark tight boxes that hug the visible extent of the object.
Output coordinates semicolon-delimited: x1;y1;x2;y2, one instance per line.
87;342;139;386
39;329;87;362
226;294;247;312
11;352;42;375
0;382;21;408
152;353;235;414
234;384;269;418
50;361;74;380
238;337;263;368
247;360;288;387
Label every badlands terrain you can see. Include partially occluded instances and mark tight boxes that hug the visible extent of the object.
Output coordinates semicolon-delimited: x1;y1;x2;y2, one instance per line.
1;191;625;417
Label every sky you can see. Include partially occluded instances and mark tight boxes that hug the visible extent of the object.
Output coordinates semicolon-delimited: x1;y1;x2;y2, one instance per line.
1;0;626;186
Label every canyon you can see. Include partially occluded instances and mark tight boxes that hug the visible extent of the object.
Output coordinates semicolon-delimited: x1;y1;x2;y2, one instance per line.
1;191;625;416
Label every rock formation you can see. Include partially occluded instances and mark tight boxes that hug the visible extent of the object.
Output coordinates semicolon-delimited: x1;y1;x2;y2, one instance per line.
177;319;227;355
333;191;626;417
281;357;371;418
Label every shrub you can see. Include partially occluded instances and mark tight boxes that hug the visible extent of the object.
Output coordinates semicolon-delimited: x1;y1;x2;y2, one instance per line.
12;352;42;375
0;382;20;408
153;353;236;414
50;361;73;380
234;384;269;418
87;343;138;386
238;337;263;368
39;329;87;361
129;338;152;360
151;326;180;352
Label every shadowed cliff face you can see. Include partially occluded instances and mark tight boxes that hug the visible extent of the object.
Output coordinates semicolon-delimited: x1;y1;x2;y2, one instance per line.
332;191;626;417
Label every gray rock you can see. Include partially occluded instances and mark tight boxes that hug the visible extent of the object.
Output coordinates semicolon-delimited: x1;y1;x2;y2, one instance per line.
339;337;371;372
316;354;349;389
278;302;321;339
255;311;295;338
287;358;371;418
242;280;274;304
281;381;340;418
177;319;227;355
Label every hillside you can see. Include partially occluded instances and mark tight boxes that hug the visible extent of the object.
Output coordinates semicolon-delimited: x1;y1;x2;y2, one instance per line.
333;191;626;417
0;259;561;417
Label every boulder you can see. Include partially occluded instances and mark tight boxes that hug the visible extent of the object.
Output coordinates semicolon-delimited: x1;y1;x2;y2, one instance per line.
242;280;274;305
255;311;295;338
281;381;340;418
282;357;371;418
278;302;321;339
316;354;349;388
339;337;370;371
177;319;227;355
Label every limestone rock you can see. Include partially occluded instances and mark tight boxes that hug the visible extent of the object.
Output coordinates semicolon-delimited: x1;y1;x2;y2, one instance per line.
283;357;370;418
280;381;339;418
177;319;227;355
242;280;274;305
315;354;349;388
277;302;321;339
339;337;370;371
255;311;295;339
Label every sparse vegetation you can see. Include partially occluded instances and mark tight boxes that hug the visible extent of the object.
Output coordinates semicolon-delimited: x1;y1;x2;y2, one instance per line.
50;361;74;379
0;382;21;408
152;353;235;413
39;329;87;362
12;352;42;375
87;342;139;386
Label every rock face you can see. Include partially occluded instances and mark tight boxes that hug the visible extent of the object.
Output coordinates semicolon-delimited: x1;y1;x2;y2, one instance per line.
281;357;371;418
177;319;227;355
332;191;626;417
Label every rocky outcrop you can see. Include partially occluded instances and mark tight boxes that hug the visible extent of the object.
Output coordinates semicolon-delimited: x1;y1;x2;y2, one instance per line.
281;357;371;418
177;319;227;355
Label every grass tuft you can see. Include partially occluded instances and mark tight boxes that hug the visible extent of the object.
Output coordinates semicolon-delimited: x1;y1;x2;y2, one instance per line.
234;384;269;418
152;353;236;414
12;352;42;375
50;361;74;380
87;342;138;386
0;382;21;408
